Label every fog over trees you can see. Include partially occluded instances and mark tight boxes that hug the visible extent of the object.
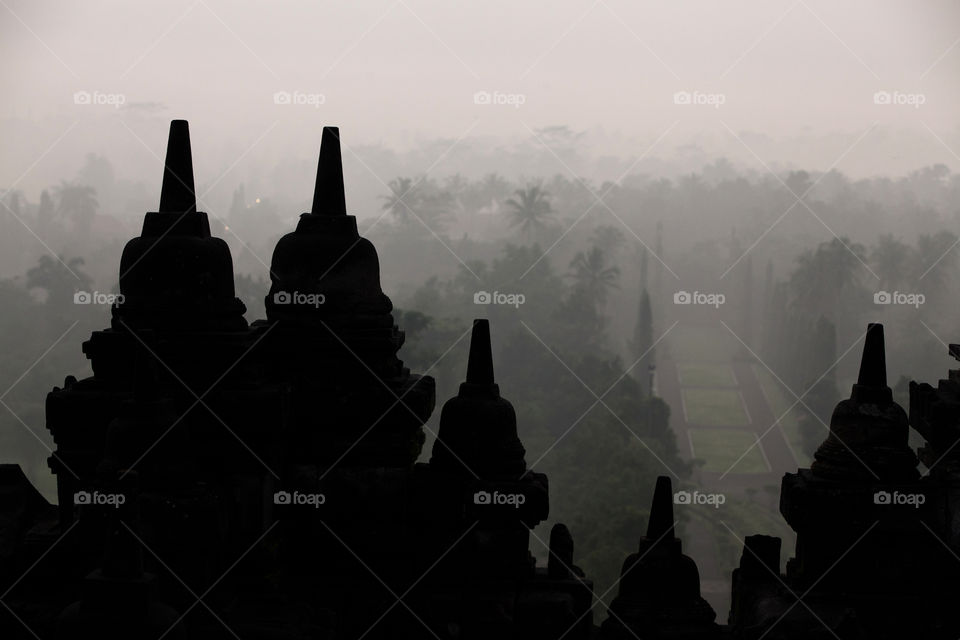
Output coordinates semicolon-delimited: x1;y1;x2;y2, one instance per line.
2;149;959;610
2;0;959;618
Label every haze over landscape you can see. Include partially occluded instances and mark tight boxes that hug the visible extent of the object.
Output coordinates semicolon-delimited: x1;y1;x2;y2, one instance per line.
3;0;960;209
2;0;960;620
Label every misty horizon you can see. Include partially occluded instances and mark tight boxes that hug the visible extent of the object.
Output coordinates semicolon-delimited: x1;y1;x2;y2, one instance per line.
3;0;960;204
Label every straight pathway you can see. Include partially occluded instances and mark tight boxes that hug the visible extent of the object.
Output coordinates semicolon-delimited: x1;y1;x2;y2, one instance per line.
657;335;805;620
730;361;798;476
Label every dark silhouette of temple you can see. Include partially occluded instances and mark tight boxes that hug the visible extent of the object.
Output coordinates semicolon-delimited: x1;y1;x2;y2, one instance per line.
1;120;959;639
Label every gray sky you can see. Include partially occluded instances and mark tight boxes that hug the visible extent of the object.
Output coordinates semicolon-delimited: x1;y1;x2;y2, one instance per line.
3;0;960;207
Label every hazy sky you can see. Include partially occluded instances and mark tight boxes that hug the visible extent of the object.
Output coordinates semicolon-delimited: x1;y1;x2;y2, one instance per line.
3;0;960;205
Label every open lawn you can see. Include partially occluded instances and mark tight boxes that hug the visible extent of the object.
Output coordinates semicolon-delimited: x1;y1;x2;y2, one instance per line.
752;365;813;466
682;388;750;426
677;363;738;387
688;428;770;473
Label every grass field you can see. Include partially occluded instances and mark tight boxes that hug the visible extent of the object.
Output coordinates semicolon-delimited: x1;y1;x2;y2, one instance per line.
682;388;750;426
688;428;769;473
668;323;739;363
752;365;813;466
677;363;738;387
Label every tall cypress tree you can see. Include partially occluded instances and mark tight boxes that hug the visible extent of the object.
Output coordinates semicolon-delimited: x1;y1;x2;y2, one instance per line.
639;245;649;291
652;221;665;332
631;287;655;395
37;190;54;236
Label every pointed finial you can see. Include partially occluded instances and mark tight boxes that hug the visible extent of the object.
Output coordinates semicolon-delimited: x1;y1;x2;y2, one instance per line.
465;319;494;385
849;322;892;404
311;126;347;216
158;120;197;214
646;476;675;541
857;323;887;388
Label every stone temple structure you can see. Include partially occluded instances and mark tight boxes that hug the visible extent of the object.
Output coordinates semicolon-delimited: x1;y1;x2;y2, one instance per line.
1;120;959;639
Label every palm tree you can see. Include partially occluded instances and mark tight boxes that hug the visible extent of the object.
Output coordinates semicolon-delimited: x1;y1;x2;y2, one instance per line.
569;245;620;305
505;183;553;242
52;181;98;235
381;176;453;234
381;177;415;222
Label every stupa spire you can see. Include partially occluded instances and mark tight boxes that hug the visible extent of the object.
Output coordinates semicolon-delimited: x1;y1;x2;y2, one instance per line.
849;323;892;404
858;323;886;386
646;475;676;541
158;120;197;215
465;319;495;385
311;126;346;216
